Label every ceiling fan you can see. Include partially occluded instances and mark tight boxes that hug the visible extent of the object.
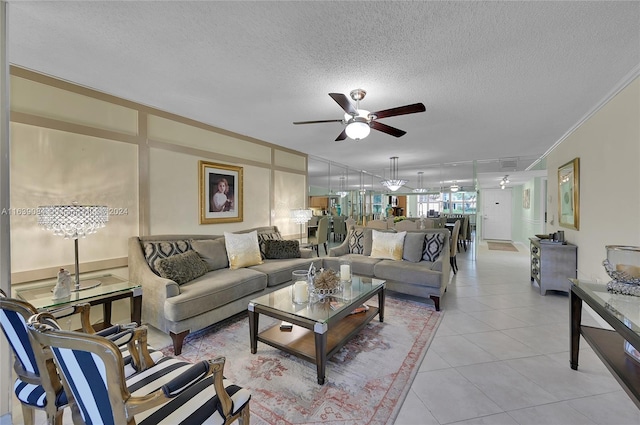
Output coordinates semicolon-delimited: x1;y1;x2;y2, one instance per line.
293;89;426;141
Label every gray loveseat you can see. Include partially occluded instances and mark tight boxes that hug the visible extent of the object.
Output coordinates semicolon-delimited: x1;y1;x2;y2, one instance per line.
128;226;322;354
323;227;450;310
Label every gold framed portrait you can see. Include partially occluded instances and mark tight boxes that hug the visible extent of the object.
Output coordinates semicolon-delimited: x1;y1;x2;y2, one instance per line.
199;160;243;224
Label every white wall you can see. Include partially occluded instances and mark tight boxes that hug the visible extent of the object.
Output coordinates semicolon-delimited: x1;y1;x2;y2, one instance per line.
546;77;640;282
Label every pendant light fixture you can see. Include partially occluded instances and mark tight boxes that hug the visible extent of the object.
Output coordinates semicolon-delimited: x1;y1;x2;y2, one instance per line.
380;157;407;192
413;171;428;193
336;175;348;198
450;181;460;192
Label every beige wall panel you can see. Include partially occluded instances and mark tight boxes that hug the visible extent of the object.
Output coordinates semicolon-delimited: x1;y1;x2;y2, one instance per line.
10;76;138;135
546;77;640;283
149;148;271;234
273;170;307;238
10;123;139;273
274;149;306;171
148;115;271;164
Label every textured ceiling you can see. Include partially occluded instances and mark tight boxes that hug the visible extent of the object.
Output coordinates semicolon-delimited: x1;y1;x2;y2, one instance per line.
7;1;640;192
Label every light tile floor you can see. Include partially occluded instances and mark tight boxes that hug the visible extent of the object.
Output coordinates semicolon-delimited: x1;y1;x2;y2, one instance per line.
11;236;640;424
394;239;640;425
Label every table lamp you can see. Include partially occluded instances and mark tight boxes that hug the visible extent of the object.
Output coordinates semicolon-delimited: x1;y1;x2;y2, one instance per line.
290;208;312;243
38;203;109;291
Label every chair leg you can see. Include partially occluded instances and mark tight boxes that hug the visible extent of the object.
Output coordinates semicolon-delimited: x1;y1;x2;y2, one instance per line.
454;255;458;273
237;404;251;425
450;257;456;275
323;242;327;255
21;404;35;425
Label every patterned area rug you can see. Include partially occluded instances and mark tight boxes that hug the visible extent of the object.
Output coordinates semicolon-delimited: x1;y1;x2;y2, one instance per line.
487;241;519;252
161;296;442;425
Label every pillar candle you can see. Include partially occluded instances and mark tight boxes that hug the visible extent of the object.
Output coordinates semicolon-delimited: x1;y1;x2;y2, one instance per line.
340;264;351;281
293;280;308;303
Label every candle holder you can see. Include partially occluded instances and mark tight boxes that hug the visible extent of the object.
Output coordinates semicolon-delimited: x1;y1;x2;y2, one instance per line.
291;270;310;304
339;258;352;283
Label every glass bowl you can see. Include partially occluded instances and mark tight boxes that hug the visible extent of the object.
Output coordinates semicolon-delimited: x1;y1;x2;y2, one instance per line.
603;245;640;285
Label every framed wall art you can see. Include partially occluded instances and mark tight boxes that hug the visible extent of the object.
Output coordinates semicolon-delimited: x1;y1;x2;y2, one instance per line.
199;160;243;224
558;157;579;230
523;188;530;209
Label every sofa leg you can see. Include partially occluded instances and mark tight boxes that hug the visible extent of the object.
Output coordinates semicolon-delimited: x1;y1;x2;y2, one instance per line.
170;330;189;355
430;295;440;311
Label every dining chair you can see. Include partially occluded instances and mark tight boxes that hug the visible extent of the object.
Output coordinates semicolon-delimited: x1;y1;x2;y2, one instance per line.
332;216;347;242
394;220;418;231
28;312;251;425
450;220;462;274
345;217;356;232
366;219;388;230
310;216;329;256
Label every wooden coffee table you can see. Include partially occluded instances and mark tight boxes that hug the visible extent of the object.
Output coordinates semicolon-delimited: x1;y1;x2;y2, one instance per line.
248;276;385;385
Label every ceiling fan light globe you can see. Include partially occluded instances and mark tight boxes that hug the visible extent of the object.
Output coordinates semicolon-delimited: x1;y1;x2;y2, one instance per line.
345;121;370;140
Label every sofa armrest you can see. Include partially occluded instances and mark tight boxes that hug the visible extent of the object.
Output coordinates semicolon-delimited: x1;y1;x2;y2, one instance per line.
328;239;349;257
128;237;181;331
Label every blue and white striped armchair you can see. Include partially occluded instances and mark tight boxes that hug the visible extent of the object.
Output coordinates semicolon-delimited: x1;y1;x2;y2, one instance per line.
28;311;251;425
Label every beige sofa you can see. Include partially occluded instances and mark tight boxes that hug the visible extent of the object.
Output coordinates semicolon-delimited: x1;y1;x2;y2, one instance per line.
323;227;450;310
128;226;322;354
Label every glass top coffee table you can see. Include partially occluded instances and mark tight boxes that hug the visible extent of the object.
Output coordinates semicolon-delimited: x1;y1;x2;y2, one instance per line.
15;274;142;330
248;275;385;385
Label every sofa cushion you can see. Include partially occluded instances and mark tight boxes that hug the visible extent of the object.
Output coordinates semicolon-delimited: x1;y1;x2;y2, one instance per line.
374;260;443;289
323;254;382;278
164;268;267;322
423;233;446;262
224;231;263;269
264;239;300;259
370;230;406;261
143;240;193;276
156;250;209;285
250;257;320;287
403;232;426;263
257;231;282;259
191;238;229;271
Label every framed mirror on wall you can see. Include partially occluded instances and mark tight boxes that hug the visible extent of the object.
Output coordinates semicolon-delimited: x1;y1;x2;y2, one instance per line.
558;157;580;230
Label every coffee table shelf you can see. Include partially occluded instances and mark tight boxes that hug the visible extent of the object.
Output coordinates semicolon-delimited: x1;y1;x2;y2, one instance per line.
257;306;380;363
249;276;385;385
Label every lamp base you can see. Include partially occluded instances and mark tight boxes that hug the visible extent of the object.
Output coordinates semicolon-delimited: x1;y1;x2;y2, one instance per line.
72;279;102;292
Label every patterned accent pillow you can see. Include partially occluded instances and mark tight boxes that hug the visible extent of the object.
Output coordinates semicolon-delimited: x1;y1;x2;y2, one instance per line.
224;231;264;269
422;233;446;262
257;231;283;259
156;250;208;285
348;228;365;254
370;230;406;261
264;240;301;259
143;240;193;276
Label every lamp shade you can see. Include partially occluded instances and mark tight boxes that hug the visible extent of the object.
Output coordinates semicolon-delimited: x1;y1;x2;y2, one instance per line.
345;120;370;140
290;208;312;224
38;204;109;239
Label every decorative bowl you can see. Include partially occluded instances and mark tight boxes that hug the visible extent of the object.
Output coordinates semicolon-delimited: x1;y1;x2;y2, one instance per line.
603;245;640;285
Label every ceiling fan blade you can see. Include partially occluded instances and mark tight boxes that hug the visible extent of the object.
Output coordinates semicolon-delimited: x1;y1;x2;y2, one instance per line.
329;93;358;116
335;129;348;141
371;103;426;120
371;120;407;138
293;119;343;125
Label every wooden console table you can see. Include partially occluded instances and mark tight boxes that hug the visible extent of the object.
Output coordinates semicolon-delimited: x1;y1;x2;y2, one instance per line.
570;278;640;409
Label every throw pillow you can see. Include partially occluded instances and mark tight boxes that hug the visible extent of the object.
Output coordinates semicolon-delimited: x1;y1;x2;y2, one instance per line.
224;231;263;269
348;228;365;254
403;232;426;263
257;231;283;259
191;238;229;271
156;250;208;285
423;233;446;262
370;230;406;261
143;240;193;276
264;239;301;259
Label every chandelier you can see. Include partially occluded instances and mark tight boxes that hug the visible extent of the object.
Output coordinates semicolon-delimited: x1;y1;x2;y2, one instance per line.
413;171;428;193
335;175;348;198
380;156;407;192
38;202;109;291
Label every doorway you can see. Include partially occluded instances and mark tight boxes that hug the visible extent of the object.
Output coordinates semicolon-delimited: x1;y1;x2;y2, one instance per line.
482;188;512;240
